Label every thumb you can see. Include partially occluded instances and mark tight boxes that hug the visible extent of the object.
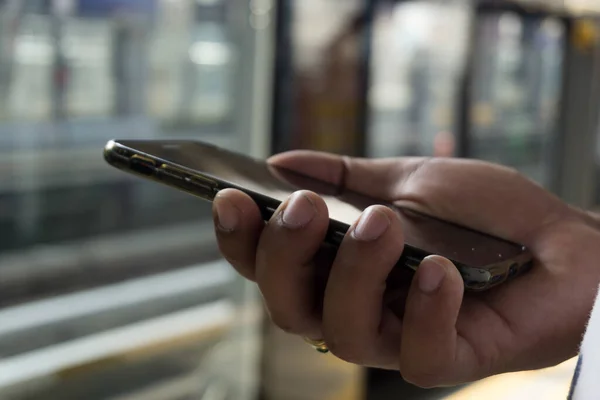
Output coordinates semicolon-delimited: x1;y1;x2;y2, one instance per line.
400;255;474;388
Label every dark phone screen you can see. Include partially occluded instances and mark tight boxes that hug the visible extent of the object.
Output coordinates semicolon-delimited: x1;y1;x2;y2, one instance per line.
121;140;526;267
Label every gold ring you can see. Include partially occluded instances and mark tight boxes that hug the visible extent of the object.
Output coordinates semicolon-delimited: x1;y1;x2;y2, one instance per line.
303;337;329;354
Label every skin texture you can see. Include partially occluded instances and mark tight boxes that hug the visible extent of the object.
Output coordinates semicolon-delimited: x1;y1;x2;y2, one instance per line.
211;150;600;388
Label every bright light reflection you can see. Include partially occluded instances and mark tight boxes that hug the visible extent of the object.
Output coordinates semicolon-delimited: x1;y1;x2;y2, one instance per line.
188;41;231;66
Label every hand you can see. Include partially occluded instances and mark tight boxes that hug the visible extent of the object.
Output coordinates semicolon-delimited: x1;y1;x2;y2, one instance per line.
211;151;600;387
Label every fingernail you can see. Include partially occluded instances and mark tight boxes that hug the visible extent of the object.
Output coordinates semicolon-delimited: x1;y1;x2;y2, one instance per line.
214;197;239;232
282;192;316;228
418;257;447;294
352;206;391;241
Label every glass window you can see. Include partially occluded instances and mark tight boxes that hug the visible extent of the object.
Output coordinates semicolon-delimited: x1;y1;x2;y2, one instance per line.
0;0;269;398
272;0;471;158
367;1;470;158
6;14;54;120
272;0;367;155
469;13;566;186
148;1;236;130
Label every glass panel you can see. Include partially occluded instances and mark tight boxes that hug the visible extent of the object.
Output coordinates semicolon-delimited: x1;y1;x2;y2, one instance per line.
149;2;236;130
63;17;115;117
469;12;565;186
273;0;367;155
0;0;266;398
367;0;470;158
5;14;53;120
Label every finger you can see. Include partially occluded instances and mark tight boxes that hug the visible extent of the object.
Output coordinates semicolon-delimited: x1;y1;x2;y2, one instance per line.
400;256;476;388
322;205;404;368
269;151;568;245
255;190;329;339
212;189;264;281
269;150;402;200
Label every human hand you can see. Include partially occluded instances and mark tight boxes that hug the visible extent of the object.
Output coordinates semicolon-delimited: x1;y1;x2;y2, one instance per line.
212;151;600;387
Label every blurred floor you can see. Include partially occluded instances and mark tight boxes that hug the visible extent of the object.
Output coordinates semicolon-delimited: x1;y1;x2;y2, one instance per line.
448;358;577;400
263;325;577;400
262;326;364;400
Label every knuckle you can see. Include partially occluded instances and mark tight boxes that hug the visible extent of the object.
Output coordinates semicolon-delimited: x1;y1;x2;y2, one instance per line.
403;157;434;186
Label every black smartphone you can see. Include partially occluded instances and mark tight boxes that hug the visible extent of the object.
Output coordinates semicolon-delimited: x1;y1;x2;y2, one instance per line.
104;139;533;291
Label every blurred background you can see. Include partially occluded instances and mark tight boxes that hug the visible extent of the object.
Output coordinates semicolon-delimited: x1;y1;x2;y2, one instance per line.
0;0;598;399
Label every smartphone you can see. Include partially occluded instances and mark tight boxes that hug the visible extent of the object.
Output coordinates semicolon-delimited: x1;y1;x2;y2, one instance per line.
104;139;533;291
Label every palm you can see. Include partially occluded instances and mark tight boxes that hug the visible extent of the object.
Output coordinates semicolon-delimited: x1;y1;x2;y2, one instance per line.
462;231;599;378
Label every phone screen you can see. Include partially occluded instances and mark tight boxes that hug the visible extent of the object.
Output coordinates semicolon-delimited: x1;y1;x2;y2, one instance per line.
119;140;527;268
